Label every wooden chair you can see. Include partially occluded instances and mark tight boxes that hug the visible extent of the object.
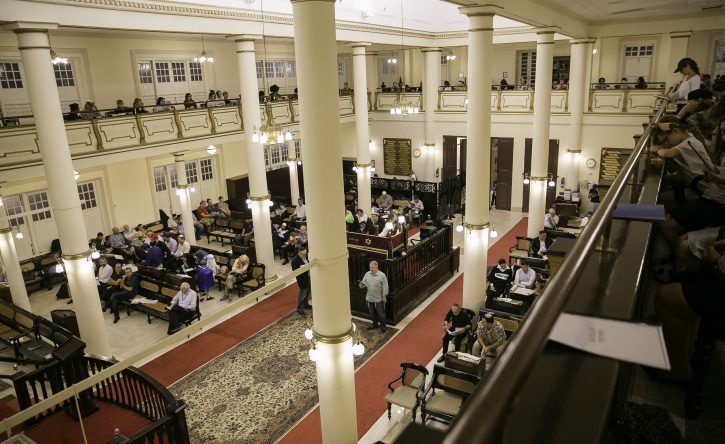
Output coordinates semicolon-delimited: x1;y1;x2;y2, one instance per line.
384;362;429;421
241;264;266;296
420;365;480;425
508;236;533;265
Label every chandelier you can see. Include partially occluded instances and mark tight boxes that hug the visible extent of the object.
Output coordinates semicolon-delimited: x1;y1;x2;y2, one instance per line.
445;53;456;61
50;49;68;65
252;121;292;145
194;35;214;64
390;93;419;116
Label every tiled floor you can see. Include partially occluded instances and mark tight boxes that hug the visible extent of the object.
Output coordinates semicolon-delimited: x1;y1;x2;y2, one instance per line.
0;209;526;443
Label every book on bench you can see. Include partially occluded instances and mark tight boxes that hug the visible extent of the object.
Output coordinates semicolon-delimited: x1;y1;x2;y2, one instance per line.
130;296;160;305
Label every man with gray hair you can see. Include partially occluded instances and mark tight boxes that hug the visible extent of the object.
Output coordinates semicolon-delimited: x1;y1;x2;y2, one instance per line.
167;282;198;335
359;260;389;332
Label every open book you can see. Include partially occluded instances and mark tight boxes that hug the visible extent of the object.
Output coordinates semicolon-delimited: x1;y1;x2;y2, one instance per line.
447;328;466;336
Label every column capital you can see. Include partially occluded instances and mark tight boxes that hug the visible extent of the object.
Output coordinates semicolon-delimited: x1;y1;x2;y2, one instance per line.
569;38;596;45
227;34;262;43
348;42;371;48
1;22;58;33
420;47;443;53
534;26;560;35
173;151;188;161
670;31;692;39
458;5;502;17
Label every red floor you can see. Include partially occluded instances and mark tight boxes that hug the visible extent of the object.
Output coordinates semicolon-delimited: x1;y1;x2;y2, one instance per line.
279;217;528;443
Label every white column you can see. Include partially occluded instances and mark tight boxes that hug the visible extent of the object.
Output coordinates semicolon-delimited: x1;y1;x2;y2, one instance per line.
291;1;358;443
350;43;372;213
232;35;277;281
459;7;497;311
6;23;111;356
366;51;378;95
566;39;594;192
527;28;557;238
0;210;31;312
174;152;197;246
422;47;442;183
286;138;300;204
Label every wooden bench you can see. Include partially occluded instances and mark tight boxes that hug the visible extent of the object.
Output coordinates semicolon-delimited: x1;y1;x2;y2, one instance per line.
123;278;201;326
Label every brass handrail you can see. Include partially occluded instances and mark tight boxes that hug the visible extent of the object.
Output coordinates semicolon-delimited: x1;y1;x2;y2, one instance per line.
444;98;670;443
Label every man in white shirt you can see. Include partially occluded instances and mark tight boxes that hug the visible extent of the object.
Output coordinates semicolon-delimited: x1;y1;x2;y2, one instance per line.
513;261;536;289
174;234;191;257
96;257;113;297
163;232;177;255
293;198;306;221
378;191;393;211
544;207;559;229
167;282;197;334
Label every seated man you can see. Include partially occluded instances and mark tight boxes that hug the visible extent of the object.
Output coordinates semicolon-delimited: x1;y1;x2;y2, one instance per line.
143;241;163;268
105;266;139;323
222;255;251;301
107;226;127;250
437;303;472;362
174;234;191;259
486;258;513;308
91;232;108;252
195;201;215;231
407;197;424;224
378;191;393;212
206;198;220;216
369;213;384;235
472;312;507;357
96;257;114;296
166;282;198;335
513;260;536;290
234;219;254;247
529;230;552;259
217;196;231;218
357;210;374;234
292;198;307;221
544;207;559;229
101;262;124;303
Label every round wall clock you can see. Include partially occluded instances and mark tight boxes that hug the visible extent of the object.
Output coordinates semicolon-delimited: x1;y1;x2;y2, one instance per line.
585;158;596;168
413;148;422;158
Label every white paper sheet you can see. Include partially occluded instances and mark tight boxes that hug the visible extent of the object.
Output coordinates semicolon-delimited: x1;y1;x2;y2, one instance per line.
549;312;671;370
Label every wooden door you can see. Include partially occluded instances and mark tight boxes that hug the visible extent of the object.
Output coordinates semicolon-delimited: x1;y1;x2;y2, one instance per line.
441;135;458;180
459;138;467;174
495;138;514;211
522;139;559;213
545;140;560;209
522;140;532;212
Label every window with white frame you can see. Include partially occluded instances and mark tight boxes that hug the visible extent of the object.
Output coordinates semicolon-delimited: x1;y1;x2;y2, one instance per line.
271;144;282;165
53;62;75;87
185;162;198;184
286;61;296;78
27;191;51;222
275;61;285;78
256;61;263;79
138;62;153;84
0;62;23;89
155;62;171;83
3;195;24;227
622;43;655;81
200;158;214;181
77;182;97;210
440;55;448;65
153;166;167;192
265;60;275;79
171;62;186;82
169;166;178;189
189;62;203;82
518;51;536;85
338;62;344;77
294;139;301;159
263;147;270;167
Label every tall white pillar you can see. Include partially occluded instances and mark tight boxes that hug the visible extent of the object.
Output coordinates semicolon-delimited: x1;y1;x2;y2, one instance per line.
459;7;497;311
173;152;197;246
231;35;276;281
366;51;379;96
286;138;300;204
5;23;111;356
566;39;594;192
350;43;372;213
527;28;557;238
0;210;31;312
291;1;358;443
422;47;442;183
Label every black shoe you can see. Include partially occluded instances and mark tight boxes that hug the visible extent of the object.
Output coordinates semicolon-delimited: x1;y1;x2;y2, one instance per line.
304;304;313;309
436;355;445;363
113;316;120;324
367;325;378;331
380;327;387;333
297;309;305;315
67;299;73;305
206;296;215;301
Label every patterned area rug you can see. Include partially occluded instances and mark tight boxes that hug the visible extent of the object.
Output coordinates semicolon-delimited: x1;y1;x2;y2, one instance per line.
170;312;396;443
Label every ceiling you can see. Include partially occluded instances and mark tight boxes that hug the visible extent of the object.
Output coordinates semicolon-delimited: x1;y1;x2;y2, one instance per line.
535;0;723;22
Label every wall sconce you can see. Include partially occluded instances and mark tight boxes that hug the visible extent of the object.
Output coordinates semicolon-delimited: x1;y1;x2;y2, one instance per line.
90;250;101;260
206;145;217;155
308;341;319;362
565;149;581;162
523;173;530;185
74;170;80;181
352;163;358;172
13;227;24;239
297;160;302;165
548;173;556;188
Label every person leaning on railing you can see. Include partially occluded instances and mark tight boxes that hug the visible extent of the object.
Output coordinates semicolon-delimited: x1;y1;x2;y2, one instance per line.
133;98;147;114
79;99;100;119
669;57;702;112
183;93;197;109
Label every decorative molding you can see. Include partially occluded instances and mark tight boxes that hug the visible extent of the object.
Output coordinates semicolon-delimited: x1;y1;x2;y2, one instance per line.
25;0;537;41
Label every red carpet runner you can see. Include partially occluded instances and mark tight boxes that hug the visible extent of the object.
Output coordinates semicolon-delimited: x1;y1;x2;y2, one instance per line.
279;216;528;444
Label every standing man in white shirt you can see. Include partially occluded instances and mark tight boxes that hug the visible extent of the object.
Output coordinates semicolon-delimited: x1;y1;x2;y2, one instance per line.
513;261;536;289
167;282;197;334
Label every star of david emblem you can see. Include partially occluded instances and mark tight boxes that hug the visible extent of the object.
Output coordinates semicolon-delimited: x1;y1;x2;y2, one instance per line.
364;239;372;245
